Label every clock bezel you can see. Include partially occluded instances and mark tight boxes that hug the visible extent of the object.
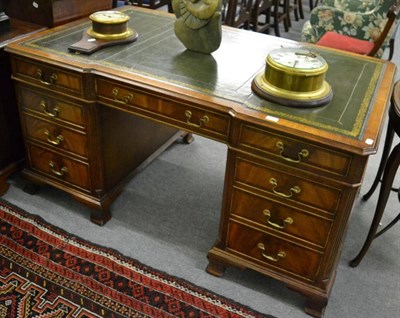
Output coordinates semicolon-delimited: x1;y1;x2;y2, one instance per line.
267;47;328;75
89;11;130;24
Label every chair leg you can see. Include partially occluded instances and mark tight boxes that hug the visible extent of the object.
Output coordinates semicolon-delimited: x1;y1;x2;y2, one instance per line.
349;143;400;267
273;0;281;36
298;0;304;19
363;121;395;201
264;8;272;33
293;0;299;21
309;0;319;10
284;0;290;31
388;38;394;61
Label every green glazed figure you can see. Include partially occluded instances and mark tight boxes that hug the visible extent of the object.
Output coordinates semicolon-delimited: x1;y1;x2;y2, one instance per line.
172;0;222;54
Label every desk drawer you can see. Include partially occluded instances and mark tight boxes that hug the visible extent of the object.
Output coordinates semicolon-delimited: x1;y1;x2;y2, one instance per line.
96;78;230;140
230;187;333;247
13;58;83;96
227;221;323;281
23;114;88;158
27;144;90;190
237;124;352;179
17;85;85;128
235;157;342;215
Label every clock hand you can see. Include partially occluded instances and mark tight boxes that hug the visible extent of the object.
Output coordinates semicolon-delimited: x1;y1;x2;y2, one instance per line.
295;51;317;58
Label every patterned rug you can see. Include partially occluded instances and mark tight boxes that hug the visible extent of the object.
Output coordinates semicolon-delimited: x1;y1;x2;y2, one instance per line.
0;199;275;318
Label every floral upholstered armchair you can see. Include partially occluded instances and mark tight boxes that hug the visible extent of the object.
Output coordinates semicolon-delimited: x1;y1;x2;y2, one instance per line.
301;0;400;58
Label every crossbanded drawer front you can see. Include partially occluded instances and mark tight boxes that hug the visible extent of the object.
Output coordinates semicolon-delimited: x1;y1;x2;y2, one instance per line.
227;221;323;281
27;144;90;190
17;85;85;127
14;58;83;95
230;187;333;247
235;157;342;215
96;78;230;140
237;124;352;178
23;114;88;158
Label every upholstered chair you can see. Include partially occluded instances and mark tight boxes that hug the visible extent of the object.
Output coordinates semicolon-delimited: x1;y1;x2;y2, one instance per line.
301;0;400;58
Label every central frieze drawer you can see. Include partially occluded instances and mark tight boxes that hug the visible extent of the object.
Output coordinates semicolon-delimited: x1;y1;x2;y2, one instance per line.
230;187;333;247
235;157;342;214
96;78;230;140
13;58;84;96
227;221;323;281
27;144;90;190
23;114;88;158
17;85;85;128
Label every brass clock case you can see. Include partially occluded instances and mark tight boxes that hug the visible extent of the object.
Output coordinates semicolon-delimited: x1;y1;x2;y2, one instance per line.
252;47;333;108
87;11;134;41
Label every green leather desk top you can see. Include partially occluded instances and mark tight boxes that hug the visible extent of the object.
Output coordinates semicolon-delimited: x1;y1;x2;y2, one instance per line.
16;8;393;140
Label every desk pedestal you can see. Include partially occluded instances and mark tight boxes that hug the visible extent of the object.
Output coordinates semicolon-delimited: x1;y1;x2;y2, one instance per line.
207;119;369;317
15;76;181;224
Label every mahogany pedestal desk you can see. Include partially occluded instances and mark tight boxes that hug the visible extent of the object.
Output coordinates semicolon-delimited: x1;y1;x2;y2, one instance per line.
5;7;396;317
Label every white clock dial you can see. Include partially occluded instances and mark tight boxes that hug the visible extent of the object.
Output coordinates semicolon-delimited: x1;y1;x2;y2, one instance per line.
90;11;129;24
269;47;326;70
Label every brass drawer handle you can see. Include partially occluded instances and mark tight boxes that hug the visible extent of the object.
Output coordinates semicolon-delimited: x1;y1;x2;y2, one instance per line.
263;209;293;229
40;101;60;118
36;69;58;85
257;243;286;262
48;161;68;177
44;129;64;146
112;88;133;104
276;141;309;163
269;178;301;198
185;110;209;128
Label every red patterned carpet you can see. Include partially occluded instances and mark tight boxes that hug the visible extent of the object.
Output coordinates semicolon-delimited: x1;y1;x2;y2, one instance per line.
0;199;275;318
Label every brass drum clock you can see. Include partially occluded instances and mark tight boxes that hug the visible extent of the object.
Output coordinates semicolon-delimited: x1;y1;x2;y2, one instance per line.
87;11;134;40
68;11;138;54
252;47;333;107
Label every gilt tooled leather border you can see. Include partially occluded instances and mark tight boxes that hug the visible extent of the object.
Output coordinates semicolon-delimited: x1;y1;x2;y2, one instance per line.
21;9;385;140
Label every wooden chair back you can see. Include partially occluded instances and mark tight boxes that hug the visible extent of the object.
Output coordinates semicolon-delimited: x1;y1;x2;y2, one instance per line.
224;0;254;29
369;2;400;57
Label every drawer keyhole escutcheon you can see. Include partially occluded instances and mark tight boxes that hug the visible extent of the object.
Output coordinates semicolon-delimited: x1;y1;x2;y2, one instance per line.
112;88;133;104
36;69;58;85
49;161;68;177
40;101;60;118
257;243;286;262
44;129;64;145
185;110;209;128
269;178;301;198
263;209;293;229
276;141;309;163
